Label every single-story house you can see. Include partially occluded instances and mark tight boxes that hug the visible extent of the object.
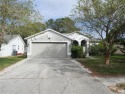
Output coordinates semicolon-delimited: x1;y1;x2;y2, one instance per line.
25;29;72;58
25;29;91;58
63;32;91;56
0;35;25;57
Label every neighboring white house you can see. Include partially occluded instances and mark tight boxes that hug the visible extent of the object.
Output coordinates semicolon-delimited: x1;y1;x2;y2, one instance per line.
0;35;25;57
89;38;100;46
25;29;72;58
63;32;91;56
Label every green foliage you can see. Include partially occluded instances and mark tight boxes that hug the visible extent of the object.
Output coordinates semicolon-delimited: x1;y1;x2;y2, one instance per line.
77;55;125;76
90;41;105;56
90;42;117;56
90;45;100;56
46;17;79;33
12;22;46;38
73;0;125;64
46;19;55;29
71;45;85;58
0;0;42;42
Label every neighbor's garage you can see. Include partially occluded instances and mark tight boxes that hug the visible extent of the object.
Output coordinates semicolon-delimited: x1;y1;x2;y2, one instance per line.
31;42;67;58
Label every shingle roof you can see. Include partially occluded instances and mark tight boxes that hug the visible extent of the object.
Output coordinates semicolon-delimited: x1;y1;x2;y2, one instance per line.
3;35;18;43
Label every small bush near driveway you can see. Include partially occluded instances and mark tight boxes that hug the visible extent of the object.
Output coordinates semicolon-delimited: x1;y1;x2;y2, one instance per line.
71;45;85;58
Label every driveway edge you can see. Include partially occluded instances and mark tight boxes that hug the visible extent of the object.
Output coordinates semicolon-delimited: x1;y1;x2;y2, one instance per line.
0;58;29;76
71;60;92;74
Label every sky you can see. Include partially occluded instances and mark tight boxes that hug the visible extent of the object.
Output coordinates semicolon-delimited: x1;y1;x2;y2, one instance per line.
34;0;77;21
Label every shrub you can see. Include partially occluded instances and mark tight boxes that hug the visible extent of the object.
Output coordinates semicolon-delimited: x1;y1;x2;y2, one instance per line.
71;45;85;58
90;42;117;56
90;45;100;56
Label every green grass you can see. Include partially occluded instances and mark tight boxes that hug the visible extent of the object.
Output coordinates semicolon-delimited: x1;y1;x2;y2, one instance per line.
0;55;26;71
77;55;125;76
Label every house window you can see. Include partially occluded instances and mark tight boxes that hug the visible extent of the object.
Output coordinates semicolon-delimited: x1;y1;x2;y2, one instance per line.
12;45;16;51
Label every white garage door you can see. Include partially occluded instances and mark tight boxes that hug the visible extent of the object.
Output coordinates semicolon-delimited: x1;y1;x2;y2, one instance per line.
31;42;67;58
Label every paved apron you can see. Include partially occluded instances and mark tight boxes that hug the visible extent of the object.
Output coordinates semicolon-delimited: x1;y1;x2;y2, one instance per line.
0;58;114;94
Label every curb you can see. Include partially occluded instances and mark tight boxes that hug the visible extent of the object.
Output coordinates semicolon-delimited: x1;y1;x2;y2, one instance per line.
0;58;29;76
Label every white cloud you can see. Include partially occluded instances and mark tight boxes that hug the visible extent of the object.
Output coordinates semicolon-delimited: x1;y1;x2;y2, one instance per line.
35;0;77;21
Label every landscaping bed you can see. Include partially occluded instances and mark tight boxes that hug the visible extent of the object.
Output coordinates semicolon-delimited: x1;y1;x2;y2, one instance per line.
77;55;125;76
0;55;26;71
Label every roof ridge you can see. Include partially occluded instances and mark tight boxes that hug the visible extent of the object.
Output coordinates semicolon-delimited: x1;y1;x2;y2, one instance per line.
25;29;72;40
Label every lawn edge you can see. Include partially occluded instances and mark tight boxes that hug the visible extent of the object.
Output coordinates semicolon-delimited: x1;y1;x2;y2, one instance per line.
71;59;92;74
77;59;125;77
0;58;29;76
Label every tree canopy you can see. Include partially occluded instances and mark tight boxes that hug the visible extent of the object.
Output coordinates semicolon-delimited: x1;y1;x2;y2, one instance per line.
12;22;46;38
46;17;79;33
73;0;125;64
0;0;42;42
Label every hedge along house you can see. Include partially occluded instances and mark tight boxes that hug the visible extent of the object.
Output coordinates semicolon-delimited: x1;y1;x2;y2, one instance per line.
63;32;91;56
25;29;72;58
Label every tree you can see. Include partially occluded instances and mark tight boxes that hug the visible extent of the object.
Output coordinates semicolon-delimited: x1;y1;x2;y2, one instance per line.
46;19;55;29
12;22;46;38
73;0;125;64
46;17;79;33
0;0;41;42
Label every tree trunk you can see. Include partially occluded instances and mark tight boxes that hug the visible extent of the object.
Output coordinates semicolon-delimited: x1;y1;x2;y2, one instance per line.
104;51;110;65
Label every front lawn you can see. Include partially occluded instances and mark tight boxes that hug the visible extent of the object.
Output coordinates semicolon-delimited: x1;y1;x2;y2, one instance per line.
0;55;26;71
77;55;125;76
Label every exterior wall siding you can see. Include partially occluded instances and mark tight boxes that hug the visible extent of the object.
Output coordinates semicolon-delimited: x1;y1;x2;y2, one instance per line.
0;36;25;57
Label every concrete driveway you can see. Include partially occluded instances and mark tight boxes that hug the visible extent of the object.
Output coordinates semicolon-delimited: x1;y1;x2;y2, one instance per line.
0;58;113;94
